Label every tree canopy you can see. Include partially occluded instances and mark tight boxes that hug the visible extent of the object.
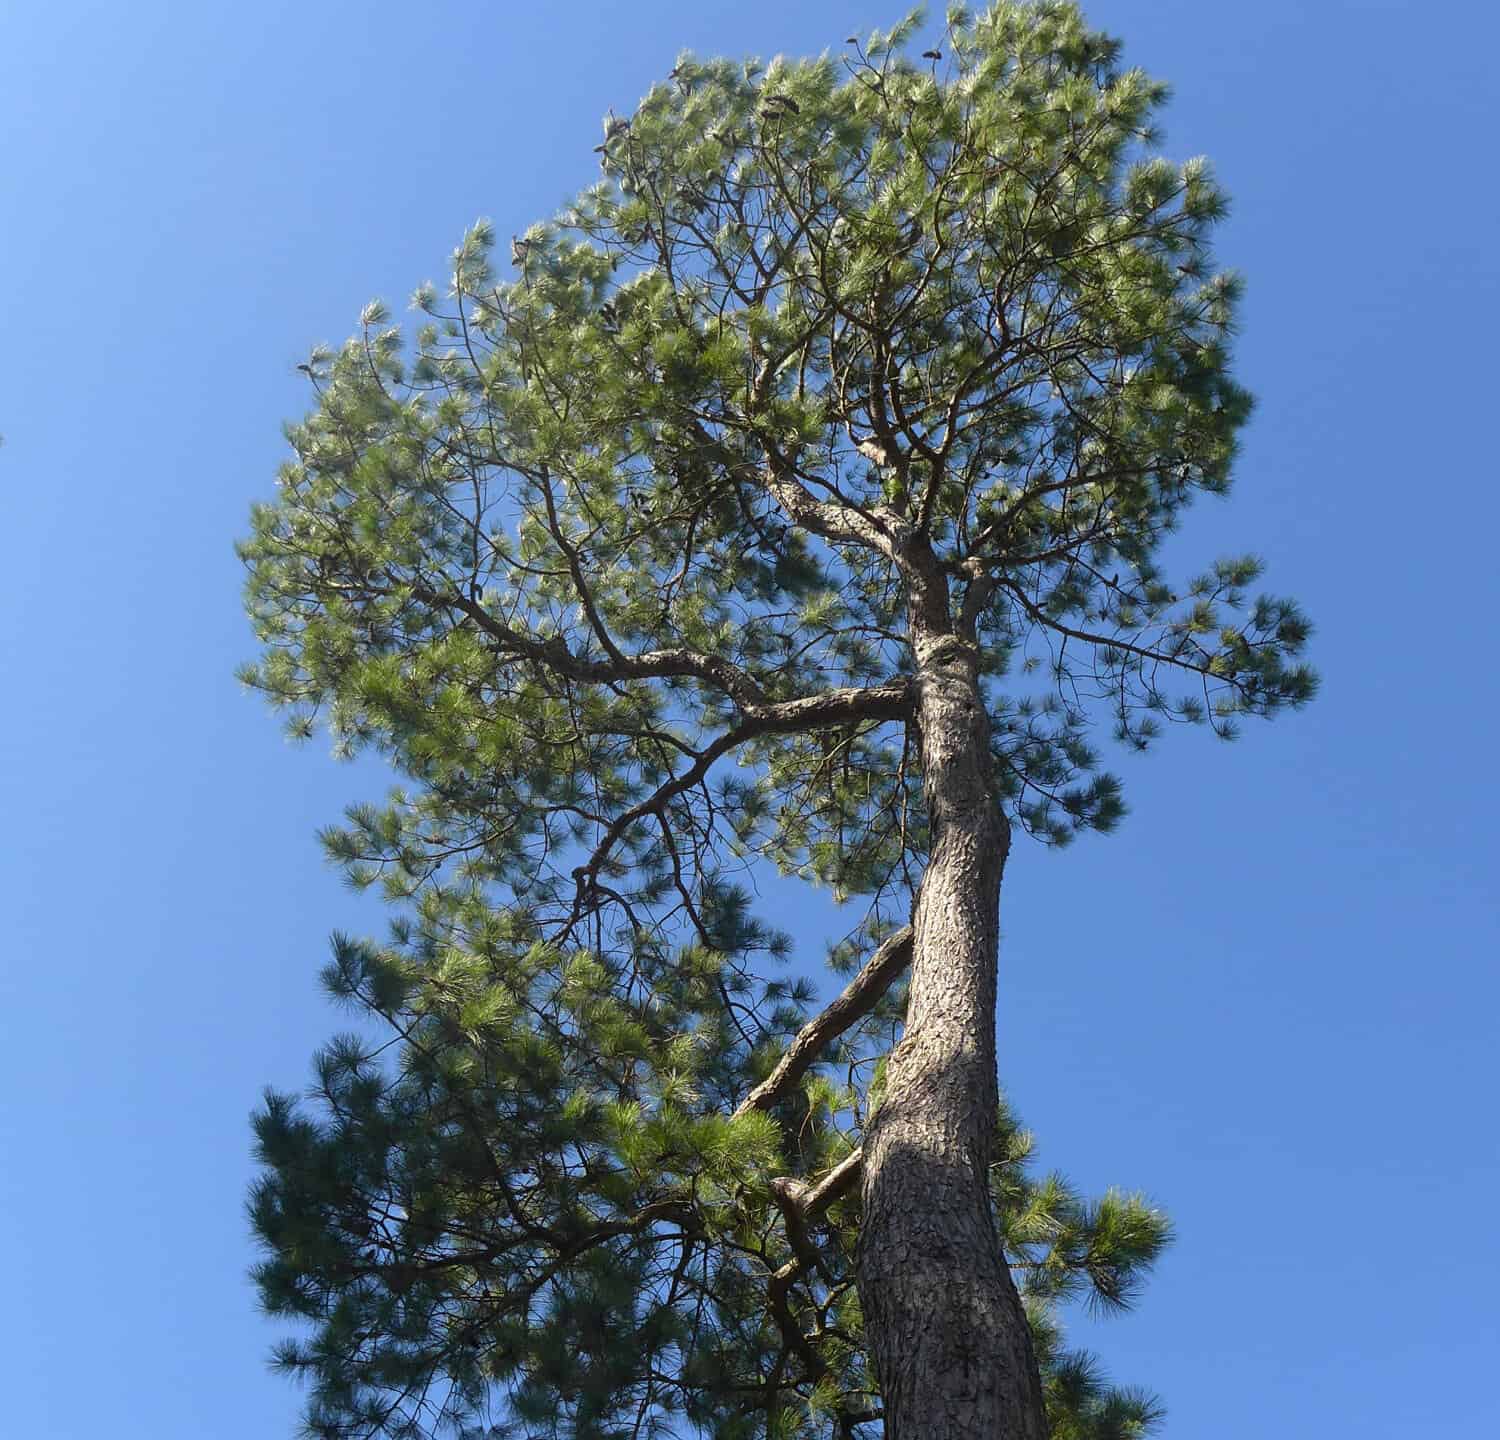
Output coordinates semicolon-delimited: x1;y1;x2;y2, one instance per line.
240;4;1314;1437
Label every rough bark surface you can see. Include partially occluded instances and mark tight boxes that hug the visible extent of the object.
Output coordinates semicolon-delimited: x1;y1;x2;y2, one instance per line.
856;546;1045;1440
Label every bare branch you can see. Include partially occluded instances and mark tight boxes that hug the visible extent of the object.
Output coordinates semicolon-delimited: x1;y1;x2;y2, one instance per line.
737;926;913;1117
572;683;913;910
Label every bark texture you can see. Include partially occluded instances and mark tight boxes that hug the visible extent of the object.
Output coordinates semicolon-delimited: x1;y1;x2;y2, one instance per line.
856;547;1045;1440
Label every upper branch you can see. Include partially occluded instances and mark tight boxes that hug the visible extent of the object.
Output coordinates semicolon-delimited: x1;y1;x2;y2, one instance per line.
411;579;769;708
761;453;903;557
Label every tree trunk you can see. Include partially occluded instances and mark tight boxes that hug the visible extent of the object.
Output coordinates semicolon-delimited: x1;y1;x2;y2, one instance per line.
856;552;1045;1440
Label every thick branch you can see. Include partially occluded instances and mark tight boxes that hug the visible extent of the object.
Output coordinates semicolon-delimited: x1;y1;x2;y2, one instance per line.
764;1149;865;1372
736;926;913;1117
762;457;899;556
682;416;903;558
789;1148;863;1219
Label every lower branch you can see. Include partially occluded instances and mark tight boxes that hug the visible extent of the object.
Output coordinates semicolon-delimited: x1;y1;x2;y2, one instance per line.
736;926;913;1117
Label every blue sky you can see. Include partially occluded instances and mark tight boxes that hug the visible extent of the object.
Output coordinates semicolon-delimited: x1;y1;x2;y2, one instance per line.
2;1;1495;1435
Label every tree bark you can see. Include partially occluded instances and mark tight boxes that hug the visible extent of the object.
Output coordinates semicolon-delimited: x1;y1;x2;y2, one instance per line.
856;545;1045;1440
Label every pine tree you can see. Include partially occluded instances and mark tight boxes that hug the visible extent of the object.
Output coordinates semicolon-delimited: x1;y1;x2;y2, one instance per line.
239;5;1315;1437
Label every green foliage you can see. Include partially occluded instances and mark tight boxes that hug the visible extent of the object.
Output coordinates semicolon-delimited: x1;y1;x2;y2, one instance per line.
240;4;1315;1435
252;929;1169;1438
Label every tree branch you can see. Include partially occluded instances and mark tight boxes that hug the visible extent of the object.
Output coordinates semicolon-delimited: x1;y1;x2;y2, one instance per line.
736;926;913;1117
572;682;913;912
761;455;899;556
411;578;770;707
771;1148;864;1224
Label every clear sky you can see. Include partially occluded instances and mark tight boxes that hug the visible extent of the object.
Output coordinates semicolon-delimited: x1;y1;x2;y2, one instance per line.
2;1;1495;1435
